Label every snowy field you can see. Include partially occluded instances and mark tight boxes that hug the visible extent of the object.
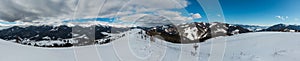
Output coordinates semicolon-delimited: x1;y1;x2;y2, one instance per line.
1;30;300;61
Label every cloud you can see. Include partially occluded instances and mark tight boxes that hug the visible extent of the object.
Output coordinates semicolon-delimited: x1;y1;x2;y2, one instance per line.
191;13;202;19
118;14;148;22
0;0;76;22
0;0;190;26
275;16;288;20
131;14;174;27
100;0;190;18
156;10;192;21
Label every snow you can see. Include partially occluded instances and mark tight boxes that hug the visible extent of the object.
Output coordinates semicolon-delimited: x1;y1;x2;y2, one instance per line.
184;27;199;40
1;30;300;61
77;34;89;39
218;32;300;61
210;22;217;28
0;40;76;61
42;36;51;39
35;41;66;46
0;26;11;30
50;27;58;31
231;29;240;34
11;38;78;47
214;28;227;33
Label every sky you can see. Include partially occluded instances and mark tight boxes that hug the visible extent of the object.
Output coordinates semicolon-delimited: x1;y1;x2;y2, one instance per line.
186;0;300;25
218;0;300;25
0;0;299;26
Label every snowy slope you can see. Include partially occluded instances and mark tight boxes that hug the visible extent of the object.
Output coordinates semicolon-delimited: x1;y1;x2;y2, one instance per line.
0;40;77;61
218;32;300;61
1;29;300;61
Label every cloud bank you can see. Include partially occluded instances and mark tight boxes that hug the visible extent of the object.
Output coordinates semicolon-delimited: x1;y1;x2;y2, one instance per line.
0;0;197;26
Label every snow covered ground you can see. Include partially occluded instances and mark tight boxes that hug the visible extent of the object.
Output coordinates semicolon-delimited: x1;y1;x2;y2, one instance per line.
1;29;300;61
219;32;300;61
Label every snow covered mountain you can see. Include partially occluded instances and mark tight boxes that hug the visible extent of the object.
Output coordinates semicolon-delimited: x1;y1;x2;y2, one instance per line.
1;22;300;61
231;23;300;32
0;22;254;47
1;22;300;48
233;24;269;31
1;29;300;61
262;24;300;32
0;25;129;47
144;22;250;43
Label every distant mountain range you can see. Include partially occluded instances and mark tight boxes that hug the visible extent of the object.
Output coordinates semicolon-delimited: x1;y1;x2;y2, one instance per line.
0;25;130;47
232;24;269;31
0;22;299;47
261;24;300;32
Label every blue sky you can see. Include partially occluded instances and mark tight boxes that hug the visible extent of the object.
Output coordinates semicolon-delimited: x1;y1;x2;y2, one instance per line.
187;0;300;25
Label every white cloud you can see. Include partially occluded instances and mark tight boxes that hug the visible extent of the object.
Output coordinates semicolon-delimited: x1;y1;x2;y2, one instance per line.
275;16;289;20
0;20;7;22
129;14;173;27
191;13;202;19
118;14;148;22
217;14;221;17
0;0;76;22
156;10;192;22
0;0;190;26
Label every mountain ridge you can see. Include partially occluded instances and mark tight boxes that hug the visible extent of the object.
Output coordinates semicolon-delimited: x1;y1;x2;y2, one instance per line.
0;22;299;47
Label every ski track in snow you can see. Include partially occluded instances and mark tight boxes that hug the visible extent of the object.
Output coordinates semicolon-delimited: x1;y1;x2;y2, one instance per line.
1;29;300;61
